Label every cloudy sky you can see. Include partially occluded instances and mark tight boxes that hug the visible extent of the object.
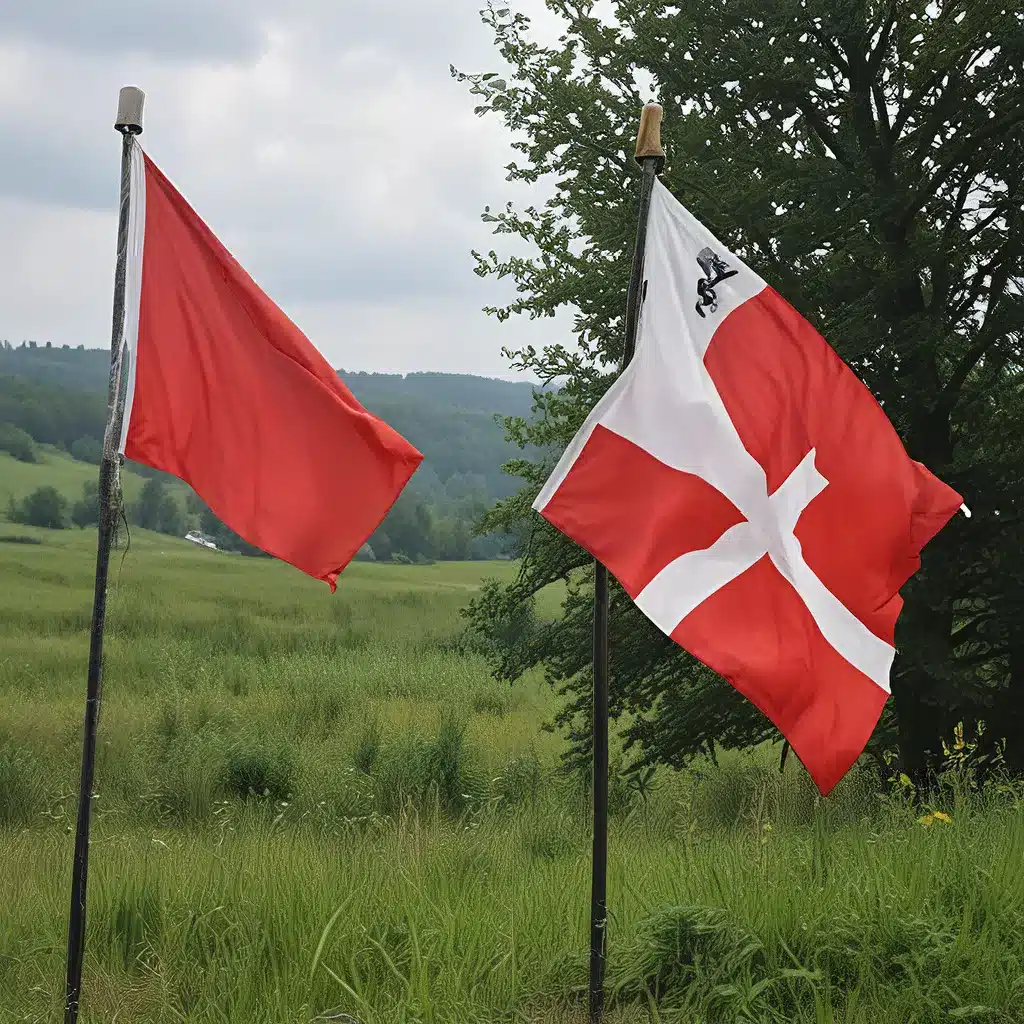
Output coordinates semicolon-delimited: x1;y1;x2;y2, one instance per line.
0;1;573;380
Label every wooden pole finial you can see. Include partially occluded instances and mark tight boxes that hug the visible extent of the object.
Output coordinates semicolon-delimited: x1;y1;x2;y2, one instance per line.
634;102;664;166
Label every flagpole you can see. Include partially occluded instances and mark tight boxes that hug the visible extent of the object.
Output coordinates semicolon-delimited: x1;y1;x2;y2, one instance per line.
588;102;665;1024
63;85;145;1024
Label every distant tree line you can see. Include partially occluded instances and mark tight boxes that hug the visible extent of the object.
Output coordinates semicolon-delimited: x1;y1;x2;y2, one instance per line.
2;342;525;562
8;471;516;564
0;366;105;460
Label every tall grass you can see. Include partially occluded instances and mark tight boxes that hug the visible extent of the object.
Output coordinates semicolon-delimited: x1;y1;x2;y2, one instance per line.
1;526;1023;1022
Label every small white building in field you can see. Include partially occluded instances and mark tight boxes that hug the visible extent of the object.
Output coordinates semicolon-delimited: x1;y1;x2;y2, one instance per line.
184;530;217;550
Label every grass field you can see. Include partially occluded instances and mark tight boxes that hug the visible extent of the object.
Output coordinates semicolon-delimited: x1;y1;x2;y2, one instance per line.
2;524;1024;1022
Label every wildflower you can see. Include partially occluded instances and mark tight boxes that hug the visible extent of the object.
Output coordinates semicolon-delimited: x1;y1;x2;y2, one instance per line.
918;813;934;826
933;811;952;824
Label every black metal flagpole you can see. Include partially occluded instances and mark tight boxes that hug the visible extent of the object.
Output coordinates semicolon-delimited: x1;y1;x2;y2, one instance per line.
63;85;145;1024
588;102;665;1024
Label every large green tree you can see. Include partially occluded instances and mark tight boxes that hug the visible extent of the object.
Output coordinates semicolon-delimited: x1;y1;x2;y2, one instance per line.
458;0;1024;784
134;477;185;537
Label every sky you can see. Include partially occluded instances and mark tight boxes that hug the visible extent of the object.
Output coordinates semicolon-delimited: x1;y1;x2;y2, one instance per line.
0;1;573;380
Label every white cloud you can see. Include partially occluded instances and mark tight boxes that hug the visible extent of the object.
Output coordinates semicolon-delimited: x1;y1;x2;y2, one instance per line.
0;197;114;348
0;1;571;379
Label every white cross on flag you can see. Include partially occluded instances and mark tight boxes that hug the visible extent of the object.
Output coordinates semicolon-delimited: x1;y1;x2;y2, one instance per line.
533;180;963;795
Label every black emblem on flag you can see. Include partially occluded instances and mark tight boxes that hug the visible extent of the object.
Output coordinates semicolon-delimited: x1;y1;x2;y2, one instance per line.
695;247;738;318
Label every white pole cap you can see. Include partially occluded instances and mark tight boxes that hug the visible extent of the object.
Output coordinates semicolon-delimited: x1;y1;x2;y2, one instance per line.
115;87;145;134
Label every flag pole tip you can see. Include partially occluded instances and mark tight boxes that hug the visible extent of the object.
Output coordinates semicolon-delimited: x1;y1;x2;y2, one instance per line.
115;86;145;135
960;503;971;518
635;102;665;167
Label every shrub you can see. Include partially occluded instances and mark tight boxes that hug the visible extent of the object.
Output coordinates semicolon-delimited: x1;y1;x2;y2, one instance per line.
71;480;100;528
147;728;227;823
609;905;764;1008
458;585;537;664
134;477;184;536
375;713;487;815
421;713;475;812
70;435;103;464
222;739;296;802
8;485;69;529
0;423;37;463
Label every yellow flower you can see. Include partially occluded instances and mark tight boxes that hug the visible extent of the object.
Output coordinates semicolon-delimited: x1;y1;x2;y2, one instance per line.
933;811;952;824
918;814;934;825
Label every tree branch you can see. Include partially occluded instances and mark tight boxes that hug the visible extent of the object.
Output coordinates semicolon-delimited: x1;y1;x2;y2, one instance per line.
804;24;850;77
936;257;1017;413
872;81;893;152
901;107;1024;229
796;101;854;169
866;0;898;78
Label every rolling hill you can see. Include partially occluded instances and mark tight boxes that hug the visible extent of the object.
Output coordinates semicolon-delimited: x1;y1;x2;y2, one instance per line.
0;342;539;502
0;341;543;560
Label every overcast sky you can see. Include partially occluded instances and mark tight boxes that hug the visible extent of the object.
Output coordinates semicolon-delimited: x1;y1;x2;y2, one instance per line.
0;1;574;380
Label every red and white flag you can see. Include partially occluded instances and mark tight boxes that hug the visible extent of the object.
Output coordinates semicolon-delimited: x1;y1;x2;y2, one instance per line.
533;180;963;794
112;141;422;589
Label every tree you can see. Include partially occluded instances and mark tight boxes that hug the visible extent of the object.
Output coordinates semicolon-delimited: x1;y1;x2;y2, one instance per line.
134;477;166;532
69;436;102;465
9;486;69;529
458;1;1024;785
71;480;100;528
436;514;473;561
0;423;37;463
134;477;185;536
157;489;184;537
370;492;438;562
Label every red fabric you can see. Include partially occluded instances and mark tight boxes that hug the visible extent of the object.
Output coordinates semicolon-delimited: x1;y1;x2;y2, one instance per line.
542;424;745;599
705;288;957;647
540;288;962;794
124;154;422;589
671;556;889;796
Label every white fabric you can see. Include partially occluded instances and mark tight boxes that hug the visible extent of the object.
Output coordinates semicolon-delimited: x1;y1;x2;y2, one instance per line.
534;179;893;694
115;138;146;456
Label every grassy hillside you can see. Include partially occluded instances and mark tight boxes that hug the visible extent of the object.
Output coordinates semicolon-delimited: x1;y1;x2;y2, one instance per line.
2;526;1023;1022
1;343;546;558
0;447;191;517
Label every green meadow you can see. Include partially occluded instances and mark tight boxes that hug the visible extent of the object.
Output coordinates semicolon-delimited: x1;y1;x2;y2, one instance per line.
1;523;1023;1023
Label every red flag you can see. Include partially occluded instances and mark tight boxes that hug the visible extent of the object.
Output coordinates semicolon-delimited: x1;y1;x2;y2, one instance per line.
115;142;422;589
534;180;963;795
